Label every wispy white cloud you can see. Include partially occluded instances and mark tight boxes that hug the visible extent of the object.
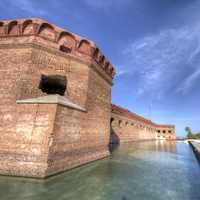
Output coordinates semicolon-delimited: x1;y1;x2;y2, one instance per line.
84;0;131;11
6;0;47;15
172;117;200;121
176;68;200;94
115;64;133;78
116;69;129;77
122;23;200;98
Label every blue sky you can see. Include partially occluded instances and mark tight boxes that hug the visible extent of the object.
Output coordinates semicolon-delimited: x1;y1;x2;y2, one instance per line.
1;0;200;136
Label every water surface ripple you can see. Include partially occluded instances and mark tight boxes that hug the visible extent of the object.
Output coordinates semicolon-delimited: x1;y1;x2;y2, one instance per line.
0;141;200;200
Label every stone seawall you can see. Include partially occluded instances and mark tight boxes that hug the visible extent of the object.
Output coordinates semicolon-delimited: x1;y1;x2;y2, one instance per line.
189;141;200;162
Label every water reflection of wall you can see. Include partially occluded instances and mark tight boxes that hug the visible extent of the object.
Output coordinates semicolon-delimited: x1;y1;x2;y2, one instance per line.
119;141;177;154
154;140;177;153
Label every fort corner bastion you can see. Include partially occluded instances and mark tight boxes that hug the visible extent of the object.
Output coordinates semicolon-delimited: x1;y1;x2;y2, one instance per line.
0;18;176;178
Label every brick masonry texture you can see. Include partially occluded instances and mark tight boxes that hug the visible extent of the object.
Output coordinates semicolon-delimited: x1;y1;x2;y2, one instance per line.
0;18;176;178
111;104;176;143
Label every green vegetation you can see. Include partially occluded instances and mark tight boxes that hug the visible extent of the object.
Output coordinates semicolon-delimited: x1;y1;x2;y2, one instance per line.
185;126;200;139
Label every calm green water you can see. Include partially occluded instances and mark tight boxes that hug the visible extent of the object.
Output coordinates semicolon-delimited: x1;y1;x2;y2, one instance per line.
0;141;200;200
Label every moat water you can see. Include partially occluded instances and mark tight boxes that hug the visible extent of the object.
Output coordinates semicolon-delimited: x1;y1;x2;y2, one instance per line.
0;141;200;200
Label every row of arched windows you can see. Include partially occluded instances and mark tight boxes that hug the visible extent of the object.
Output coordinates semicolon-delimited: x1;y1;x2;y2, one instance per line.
111;118;156;132
157;130;172;134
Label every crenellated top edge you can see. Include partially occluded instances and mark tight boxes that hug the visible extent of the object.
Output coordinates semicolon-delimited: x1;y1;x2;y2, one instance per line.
155;124;175;128
0;18;115;78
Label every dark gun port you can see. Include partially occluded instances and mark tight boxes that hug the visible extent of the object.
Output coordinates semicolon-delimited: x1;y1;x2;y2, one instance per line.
39;74;67;96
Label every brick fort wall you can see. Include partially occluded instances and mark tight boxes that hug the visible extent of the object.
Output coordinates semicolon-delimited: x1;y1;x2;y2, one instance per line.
0;18;175;178
111;104;176;144
0;18;114;178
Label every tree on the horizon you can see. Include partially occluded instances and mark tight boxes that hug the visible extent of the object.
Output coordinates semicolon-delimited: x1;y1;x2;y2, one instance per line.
185;126;200;139
185;126;192;139
185;126;192;134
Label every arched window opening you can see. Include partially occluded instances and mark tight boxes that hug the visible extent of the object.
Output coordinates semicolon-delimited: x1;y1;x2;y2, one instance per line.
110;118;114;126
119;120;122;127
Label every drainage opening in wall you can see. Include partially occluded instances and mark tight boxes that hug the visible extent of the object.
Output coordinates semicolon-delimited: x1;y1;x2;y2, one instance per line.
39;74;67;96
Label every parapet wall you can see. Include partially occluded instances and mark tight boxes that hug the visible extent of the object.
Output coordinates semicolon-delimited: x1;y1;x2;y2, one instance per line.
111;104;176;143
0;18;115;80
